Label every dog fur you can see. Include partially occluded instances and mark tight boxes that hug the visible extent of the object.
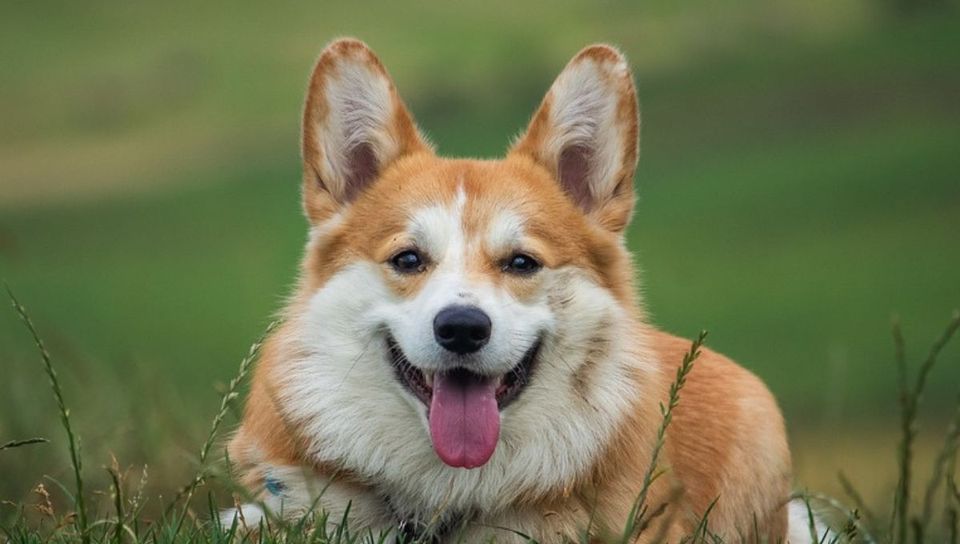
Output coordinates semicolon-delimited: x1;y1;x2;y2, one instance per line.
224;38;804;543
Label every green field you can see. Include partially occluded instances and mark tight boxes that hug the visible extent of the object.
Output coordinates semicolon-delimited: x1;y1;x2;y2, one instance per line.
1;0;959;523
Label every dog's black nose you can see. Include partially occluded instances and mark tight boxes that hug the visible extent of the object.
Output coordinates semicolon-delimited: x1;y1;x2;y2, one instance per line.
433;306;491;354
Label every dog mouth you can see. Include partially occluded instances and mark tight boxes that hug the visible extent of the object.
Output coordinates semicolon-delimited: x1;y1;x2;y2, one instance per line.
385;335;541;410
386;334;541;469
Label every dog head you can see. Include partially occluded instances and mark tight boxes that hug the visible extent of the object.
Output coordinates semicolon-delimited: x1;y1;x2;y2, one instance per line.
275;38;649;509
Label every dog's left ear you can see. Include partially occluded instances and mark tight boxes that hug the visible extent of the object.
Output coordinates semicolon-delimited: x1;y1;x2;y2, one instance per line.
301;38;432;224
510;45;639;233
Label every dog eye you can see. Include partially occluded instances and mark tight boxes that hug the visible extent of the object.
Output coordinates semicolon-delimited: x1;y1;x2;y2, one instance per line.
391;250;425;274
503;253;541;275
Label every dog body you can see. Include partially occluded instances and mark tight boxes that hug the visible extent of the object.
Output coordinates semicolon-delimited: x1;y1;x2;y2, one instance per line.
227;39;794;542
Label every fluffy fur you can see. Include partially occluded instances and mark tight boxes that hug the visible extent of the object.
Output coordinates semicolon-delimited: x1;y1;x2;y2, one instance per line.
225;38;807;543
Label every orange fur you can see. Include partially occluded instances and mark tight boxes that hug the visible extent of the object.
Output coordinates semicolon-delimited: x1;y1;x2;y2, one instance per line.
227;39;793;543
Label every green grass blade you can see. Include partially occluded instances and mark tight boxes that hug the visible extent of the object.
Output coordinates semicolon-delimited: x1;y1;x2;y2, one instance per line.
6;283;89;544
890;311;960;544
106;465;125;544
165;318;281;536
620;330;707;543
838;471;877;536
890;316;909;544
920;392;960;534
0;437;48;451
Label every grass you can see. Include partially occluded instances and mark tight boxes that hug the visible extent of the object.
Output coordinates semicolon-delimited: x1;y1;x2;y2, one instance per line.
620;331;708;544
162;319;278;541
890;314;960;543
6;284;89;544
2;287;959;542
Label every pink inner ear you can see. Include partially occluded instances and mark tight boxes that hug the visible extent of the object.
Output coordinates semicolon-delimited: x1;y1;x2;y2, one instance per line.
342;142;379;202
558;144;594;211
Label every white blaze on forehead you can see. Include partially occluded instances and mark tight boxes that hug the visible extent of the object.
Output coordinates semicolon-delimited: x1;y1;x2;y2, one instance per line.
485;209;526;256
408;186;468;268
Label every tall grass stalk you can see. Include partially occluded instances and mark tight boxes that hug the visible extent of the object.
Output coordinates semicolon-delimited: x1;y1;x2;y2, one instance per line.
0;437;48;451
106;465;125;544
5;284;90;544
921;393;960;532
891;316;909;544
839;470;877;531
891;311;960;544
947;460;959;544
620;330;707;543
165;319;280;535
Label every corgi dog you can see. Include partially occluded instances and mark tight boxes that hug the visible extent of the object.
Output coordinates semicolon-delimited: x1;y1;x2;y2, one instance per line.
225;38;814;543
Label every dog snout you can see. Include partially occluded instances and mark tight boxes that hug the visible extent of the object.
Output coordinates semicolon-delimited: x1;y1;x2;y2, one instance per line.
433;305;491;354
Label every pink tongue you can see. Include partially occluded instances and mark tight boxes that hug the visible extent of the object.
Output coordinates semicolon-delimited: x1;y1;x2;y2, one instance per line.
428;371;500;468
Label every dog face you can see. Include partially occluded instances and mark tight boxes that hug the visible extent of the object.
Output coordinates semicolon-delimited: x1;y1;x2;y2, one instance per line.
274;39;647;510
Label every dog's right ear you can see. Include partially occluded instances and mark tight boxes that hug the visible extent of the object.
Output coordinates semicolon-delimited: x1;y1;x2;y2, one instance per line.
301;39;431;224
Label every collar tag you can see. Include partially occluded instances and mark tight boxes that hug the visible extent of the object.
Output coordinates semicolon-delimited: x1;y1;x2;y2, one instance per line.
264;475;286;497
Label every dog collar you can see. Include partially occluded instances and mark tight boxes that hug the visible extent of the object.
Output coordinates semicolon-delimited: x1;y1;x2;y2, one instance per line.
387;495;459;544
396;518;438;544
263;474;449;543
264;475;286;497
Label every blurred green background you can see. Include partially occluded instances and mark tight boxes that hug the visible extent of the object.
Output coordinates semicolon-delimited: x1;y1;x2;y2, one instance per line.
1;0;958;510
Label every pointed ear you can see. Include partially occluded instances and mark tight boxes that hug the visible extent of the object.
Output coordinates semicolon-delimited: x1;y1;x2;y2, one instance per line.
510;45;639;233
301;38;431;224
